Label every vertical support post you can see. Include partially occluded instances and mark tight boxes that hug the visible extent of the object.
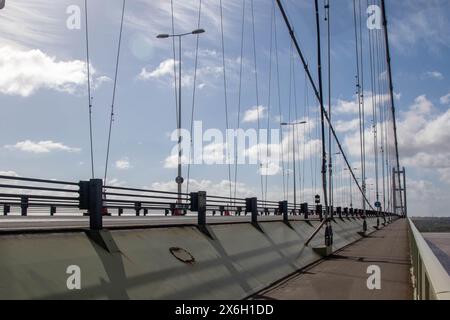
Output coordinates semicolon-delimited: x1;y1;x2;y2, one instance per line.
3;204;10;216
191;191;206;226
246;197;258;224
301;203;308;219
135;202;142;216
279;201;288;223
89;179;103;230
21;195;28;216
316;204;323;221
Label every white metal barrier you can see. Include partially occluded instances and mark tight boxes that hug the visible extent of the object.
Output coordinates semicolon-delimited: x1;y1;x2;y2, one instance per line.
408;219;450;300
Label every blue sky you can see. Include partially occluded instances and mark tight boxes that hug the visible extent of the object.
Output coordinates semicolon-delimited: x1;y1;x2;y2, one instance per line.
0;0;449;216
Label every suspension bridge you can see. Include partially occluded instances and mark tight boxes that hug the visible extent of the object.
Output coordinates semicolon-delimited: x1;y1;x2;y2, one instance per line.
0;0;448;300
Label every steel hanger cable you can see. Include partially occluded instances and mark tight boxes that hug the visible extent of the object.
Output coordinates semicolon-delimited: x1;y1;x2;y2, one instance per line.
103;0;126;184
84;0;95;179
186;0;203;197
219;0;233;204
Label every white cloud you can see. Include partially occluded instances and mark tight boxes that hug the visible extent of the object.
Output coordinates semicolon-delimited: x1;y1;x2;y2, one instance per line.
0;46;108;97
138;58;223;88
138;59;178;80
335;119;360;133
334;91;400;115
371;95;450;186
409;95;433;114
423;71;444;80
152;179;255;198
5;140;81;154
242;106;266;123
440;93;450;105
0;171;19;177
259;162;282;176
407;178;450;217
164;154;189;169
398;95;450;158
105;178;127;187
115;158;132;170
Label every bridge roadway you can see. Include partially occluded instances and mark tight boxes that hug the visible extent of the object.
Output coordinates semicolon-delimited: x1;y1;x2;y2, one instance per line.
252;219;413;300
0;215;316;232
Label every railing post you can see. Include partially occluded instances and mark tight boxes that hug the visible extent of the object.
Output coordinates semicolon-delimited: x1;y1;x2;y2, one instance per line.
79;179;103;230
279;201;288;223
191;191;206;226
316;204;323;221
20;195;28;216
3;204;10;216
135;202;142;216
246;197;258;224
89;179;103;230
301;202;308;219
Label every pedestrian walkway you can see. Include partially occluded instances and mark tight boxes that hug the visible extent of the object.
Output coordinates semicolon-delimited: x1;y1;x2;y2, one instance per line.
254;219;413;300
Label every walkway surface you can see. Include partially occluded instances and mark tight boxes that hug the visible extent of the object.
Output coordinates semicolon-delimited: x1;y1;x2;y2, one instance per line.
254;219;413;300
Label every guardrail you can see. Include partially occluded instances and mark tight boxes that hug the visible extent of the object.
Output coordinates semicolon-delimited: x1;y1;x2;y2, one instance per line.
0;175;396;230
408;219;450;300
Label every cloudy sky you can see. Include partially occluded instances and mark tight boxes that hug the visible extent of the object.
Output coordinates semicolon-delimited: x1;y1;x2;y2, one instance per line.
0;0;449;217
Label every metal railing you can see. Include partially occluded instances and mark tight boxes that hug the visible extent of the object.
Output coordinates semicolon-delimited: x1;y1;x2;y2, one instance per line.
408;219;450;300
0;175;397;230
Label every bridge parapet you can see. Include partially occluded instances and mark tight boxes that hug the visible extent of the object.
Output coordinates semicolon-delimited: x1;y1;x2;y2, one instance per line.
408;219;450;300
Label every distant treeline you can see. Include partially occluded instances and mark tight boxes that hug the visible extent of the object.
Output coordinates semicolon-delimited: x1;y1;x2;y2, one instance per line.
412;217;450;233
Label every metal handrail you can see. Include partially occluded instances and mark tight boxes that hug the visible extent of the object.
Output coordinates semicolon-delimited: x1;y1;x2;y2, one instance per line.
0;175;79;186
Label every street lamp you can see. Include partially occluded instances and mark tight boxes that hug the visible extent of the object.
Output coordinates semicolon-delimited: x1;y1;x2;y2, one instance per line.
157;28;205;204
281;121;307;210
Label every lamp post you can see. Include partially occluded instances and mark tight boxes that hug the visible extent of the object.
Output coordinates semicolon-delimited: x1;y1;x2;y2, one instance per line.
281;121;307;211
157;28;205;204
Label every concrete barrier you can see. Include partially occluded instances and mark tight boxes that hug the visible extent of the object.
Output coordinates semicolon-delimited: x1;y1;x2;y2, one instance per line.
0;217;379;299
408;219;450;300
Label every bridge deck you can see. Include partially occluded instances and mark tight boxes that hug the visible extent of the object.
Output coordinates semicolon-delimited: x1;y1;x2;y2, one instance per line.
254;219;413;300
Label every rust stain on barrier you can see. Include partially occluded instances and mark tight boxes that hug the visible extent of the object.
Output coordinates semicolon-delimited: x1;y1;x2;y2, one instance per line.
169;247;196;264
